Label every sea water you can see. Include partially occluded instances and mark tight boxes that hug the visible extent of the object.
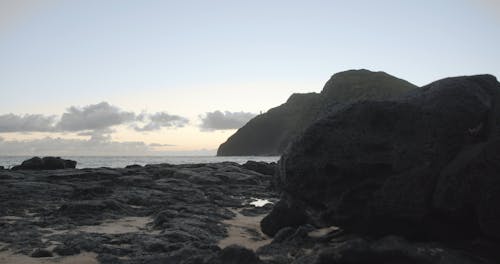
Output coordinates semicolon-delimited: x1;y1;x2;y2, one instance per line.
0;156;280;169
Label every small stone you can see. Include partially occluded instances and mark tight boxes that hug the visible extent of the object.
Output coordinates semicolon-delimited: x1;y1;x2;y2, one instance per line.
31;248;53;258
125;164;142;169
218;245;263;264
260;199;307;237
54;245;80;256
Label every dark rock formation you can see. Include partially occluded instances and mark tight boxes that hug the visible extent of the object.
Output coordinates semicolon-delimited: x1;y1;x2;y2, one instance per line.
53;244;81;256
31;248;53;258
217;69;417;156
312;235;485;264
0;162;278;263
261;198;307;237
270;74;500;241
11;156;77;170
242;161;277;176
434;138;500;241
125;164;142;169
215;245;263;264
255;223;493;264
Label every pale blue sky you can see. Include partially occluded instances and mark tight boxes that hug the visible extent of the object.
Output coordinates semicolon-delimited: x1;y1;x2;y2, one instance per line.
0;0;499;155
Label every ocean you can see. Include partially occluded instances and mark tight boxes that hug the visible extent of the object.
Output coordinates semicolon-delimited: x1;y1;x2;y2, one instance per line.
0;156;280;169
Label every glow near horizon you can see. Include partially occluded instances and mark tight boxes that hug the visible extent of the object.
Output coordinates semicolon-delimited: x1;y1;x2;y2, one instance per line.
0;0;499;155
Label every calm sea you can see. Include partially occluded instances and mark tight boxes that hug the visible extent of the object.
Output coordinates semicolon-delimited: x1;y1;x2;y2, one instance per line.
0;156;280;169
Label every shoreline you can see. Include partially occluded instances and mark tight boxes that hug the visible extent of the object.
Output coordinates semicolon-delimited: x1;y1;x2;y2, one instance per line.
0;161;279;263
1;159;499;263
0;156;280;170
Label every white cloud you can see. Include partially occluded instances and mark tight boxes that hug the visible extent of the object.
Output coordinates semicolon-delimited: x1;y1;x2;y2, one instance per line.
0;137;206;156
0;102;194;155
0;113;57;132
133;112;189;131
0;102;190;135
149;143;176;147
0;136;152;156
199;110;256;131
77;128;115;142
57;102;136;131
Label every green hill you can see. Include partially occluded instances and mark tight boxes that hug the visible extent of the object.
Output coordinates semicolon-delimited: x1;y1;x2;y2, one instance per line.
216;69;417;156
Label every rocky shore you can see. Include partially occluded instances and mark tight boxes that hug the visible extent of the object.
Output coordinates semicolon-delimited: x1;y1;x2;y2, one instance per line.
0;160;279;263
2;157;497;264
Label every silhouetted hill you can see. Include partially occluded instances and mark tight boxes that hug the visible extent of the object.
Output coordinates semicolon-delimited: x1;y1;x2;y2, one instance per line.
217;69;417;156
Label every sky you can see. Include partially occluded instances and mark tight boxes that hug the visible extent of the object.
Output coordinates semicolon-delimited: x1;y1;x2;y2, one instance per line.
0;0;499;156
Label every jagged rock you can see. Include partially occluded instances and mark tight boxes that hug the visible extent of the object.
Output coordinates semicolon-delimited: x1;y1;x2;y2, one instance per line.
242;161;277;176
53;245;81;256
261;199;307;237
42;156;77;169
217;70;417;156
0;162;278;263
125;164;142;169
216;245;263;264
71;184;111;199
31;248;53;258
273;74;500;240
313;236;483;264
432;138;500;240
57;199;127;220
11;156;76;170
12;157;43;170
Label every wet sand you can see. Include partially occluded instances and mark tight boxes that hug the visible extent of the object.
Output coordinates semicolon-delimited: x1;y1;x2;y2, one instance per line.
0;216;157;264
0;251;98;264
1;213;271;263
218;208;271;251
77;216;158;235
308;226;339;238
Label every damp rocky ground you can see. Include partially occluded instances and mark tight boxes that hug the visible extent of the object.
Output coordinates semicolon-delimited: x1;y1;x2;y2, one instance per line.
2;159;498;264
0;162;280;263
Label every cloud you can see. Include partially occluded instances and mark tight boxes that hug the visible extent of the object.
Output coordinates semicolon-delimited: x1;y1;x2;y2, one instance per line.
0;137;201;156
149;143;176;147
0;102;190;137
57;102;136;131
77;128;115;142
0;113;57;132
133;112;189;131
0;102;193;155
199;110;256;131
0;136;153;156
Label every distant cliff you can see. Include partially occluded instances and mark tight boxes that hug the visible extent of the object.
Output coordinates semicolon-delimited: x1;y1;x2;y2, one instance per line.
217;69;417;156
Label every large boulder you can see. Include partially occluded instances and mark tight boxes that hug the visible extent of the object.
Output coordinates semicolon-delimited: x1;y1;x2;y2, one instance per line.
217;69;417;156
215;245;263;264
313;236;484;264
241;161;277;176
12;156;77;170
271;74;500;240
42;156;77;169
260;198;307;237
433;138;500;240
